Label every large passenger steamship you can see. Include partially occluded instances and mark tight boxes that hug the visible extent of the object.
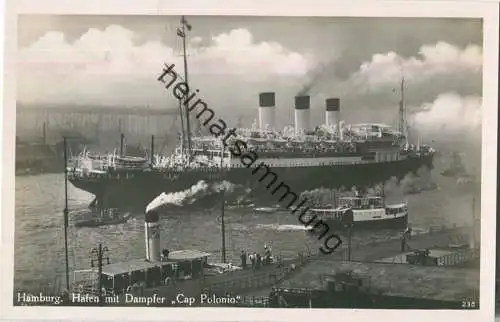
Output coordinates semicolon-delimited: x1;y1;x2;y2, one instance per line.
67;17;435;211
67;92;434;210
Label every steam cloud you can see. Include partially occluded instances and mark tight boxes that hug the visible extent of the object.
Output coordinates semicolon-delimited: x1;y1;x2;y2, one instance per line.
409;93;482;174
146;180;209;212
351;42;481;91
411;92;482;135
300;166;438;206
145;180;239;213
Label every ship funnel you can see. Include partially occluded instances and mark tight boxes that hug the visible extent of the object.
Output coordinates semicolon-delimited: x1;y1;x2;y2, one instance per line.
325;98;340;132
294;95;310;132
258;92;276;130
144;210;161;262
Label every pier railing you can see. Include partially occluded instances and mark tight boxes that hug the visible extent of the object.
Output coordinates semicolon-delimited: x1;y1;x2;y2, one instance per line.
202;225;477;299
235;295;270;307
436;248;480;267
203;251;317;296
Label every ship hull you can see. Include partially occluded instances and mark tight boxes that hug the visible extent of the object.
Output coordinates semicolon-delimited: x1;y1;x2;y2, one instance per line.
311;213;408;231
69;154;434;210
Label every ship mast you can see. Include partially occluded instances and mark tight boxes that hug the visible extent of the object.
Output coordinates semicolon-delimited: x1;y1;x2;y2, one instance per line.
220;143;226;263
398;75;407;143
178;98;185;154
470;173;479;250
63;137;70;291
177;16;192;160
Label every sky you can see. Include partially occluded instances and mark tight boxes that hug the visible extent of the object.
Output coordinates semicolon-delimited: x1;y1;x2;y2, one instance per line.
17;15;483;139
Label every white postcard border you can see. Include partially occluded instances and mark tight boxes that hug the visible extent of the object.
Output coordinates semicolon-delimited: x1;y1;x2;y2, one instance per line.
1;0;498;321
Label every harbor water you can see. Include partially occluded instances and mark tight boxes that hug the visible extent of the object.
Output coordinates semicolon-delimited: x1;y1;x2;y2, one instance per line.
14;171;477;293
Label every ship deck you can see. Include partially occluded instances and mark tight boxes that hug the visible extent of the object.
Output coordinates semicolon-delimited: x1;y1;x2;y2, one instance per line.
89;249;212;276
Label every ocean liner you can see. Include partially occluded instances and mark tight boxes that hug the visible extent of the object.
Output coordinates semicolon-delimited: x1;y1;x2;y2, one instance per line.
67;17;435;211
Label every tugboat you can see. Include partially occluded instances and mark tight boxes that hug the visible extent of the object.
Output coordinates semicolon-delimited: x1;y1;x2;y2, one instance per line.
305;194;408;230
74;208;132;228
441;151;467;177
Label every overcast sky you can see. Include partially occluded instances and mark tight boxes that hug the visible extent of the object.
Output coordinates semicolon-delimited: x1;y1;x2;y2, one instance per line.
17;15;482;136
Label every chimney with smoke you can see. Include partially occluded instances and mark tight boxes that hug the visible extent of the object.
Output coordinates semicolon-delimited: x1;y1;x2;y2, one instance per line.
294;95;310;132
325;98;340;131
144;210;161;262
258;92;276;130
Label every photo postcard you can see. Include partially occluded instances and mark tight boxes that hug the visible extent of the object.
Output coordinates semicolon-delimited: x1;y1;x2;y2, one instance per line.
1;0;498;321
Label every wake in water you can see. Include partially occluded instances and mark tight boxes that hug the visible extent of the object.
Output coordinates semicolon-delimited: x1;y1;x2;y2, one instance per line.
142;164;441;215
255;223;309;232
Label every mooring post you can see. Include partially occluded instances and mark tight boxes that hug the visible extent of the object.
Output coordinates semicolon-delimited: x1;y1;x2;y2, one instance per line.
63;137;70;292
91;244;110;306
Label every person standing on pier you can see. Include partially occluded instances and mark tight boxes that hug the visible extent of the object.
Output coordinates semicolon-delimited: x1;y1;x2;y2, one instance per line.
161;249;170;262
240;250;247;269
400;231;408;252
256;253;262;269
264;246;272;265
404;226;412;240
249;252;256;270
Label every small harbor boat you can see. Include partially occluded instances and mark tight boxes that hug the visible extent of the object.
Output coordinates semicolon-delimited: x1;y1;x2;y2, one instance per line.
403;182;438;195
441;151;467;177
305;195;408;231
74;208;132;228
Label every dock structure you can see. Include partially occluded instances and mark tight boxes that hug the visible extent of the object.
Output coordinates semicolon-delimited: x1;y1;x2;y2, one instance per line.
240;226;480;307
329;226;476;263
277;260;479;304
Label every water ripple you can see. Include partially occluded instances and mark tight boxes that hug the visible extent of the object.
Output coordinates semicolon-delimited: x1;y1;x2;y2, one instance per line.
14;173;476;292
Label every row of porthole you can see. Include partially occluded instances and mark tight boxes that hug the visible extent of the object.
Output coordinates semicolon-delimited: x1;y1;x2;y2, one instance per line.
225;161;363;168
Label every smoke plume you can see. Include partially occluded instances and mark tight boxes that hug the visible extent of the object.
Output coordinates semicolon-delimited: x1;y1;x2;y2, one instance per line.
145;180;242;213
410;92;481;136
146;180;209;212
300;166;438;207
297;60;333;96
409;93;482;175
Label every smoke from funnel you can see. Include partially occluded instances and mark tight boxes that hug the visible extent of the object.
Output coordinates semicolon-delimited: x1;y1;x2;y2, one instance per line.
145;180;239;213
145;181;210;213
297;61;332;96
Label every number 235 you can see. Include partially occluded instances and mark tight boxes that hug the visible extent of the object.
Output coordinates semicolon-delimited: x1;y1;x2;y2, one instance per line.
461;300;476;309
